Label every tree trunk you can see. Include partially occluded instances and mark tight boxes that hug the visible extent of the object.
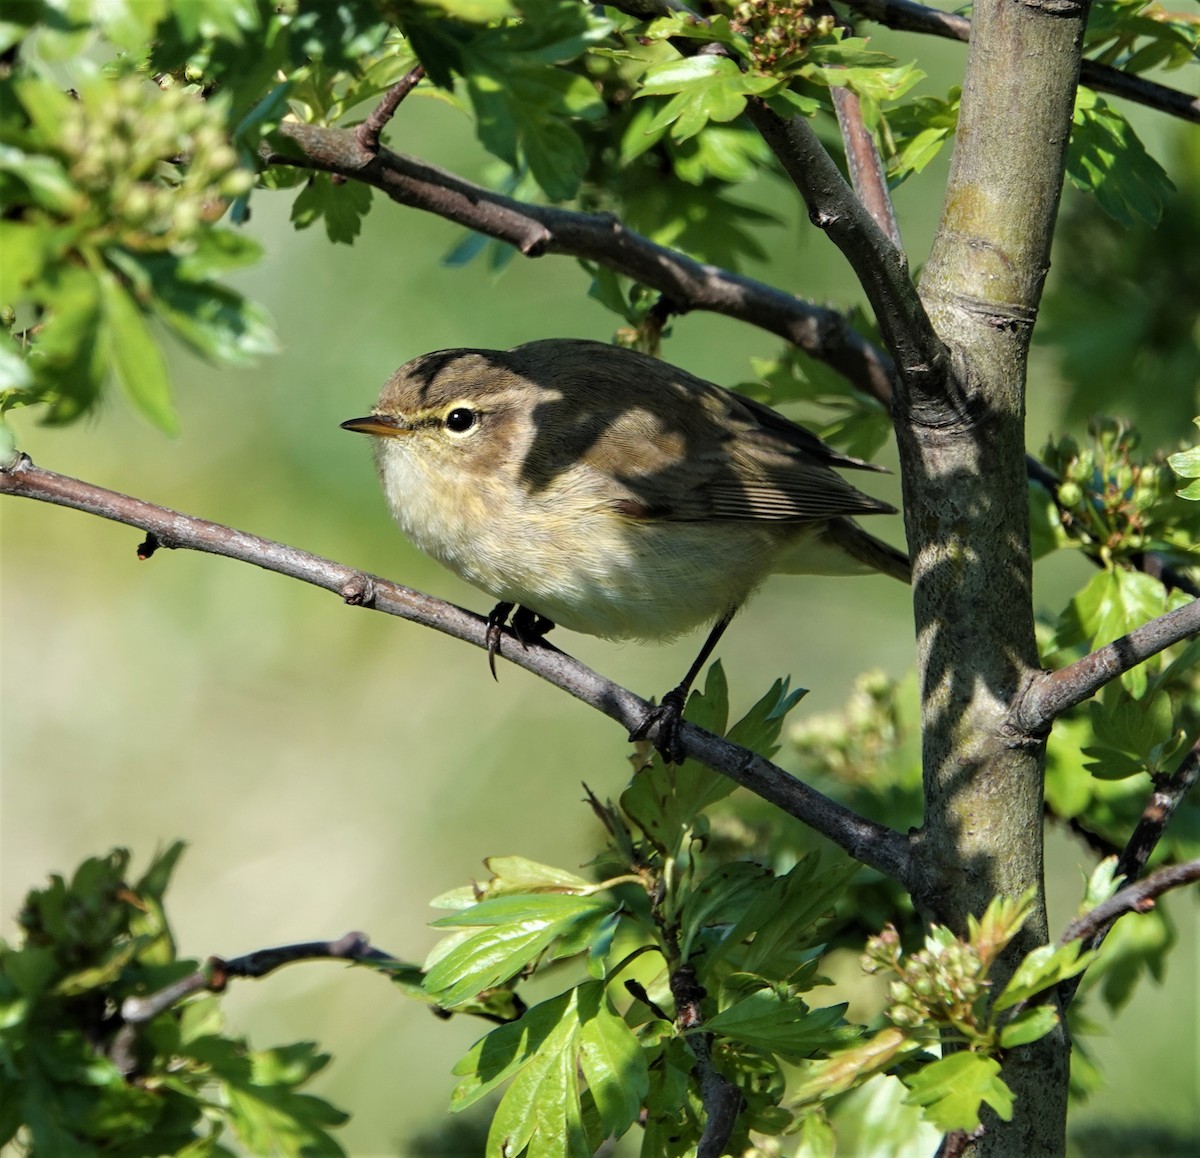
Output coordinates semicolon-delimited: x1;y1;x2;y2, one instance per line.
899;1;1092;1153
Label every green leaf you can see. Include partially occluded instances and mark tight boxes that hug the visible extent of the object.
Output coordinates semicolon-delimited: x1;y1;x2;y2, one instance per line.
638;55;778;142
702;854;856;977
451;991;576;1110
902;1052;1013;1133
109;250;278;367
97;268;178;434
994;942;1092;1012
290;175;373;244
621;663;737;855
998;1005;1060;1049
1067;88;1174;227
1087;684;1177;770
224;1044;348;1158
576;984;648;1139
726;676;808;760
425;894;613;1006
1167;418;1200;499
706;990;853;1059
1093;901;1174;1013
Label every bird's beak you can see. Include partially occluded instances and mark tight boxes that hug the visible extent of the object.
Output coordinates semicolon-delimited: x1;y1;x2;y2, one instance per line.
340;414;410;437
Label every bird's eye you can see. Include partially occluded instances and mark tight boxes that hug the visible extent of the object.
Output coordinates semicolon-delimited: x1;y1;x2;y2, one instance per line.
444;407;477;433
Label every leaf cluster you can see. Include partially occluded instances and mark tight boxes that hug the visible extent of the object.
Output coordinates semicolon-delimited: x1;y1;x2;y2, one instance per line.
785;891;1091;1138
0;844;348;1157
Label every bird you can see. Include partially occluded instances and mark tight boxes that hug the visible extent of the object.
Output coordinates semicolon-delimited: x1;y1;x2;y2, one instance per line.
342;338;908;759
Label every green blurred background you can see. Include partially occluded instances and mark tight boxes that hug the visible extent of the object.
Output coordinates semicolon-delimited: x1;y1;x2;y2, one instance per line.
2;34;1196;1154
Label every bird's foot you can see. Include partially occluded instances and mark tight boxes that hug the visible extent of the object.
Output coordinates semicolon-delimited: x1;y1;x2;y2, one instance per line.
511;605;555;646
485;602;555;680
631;685;689;765
485;601;515;680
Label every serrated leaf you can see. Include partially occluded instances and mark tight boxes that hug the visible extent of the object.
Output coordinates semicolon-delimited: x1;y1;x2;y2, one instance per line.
998;1005;1060;1048
1067;89;1174;227
1088;686;1175;764
994;942;1093;1012
1056;567;1167;663
620;663;736;855
576;985;648;1138
1168;419;1200;499
726;676;808;759
706;989;852;1059
223;1045;348;1158
703;854;856;977
425;894;612;1006
638;55;777;142
451;990;575;1110
902;1052;1013;1133
97;269;178;435
109;250;277;367
290;175;373;244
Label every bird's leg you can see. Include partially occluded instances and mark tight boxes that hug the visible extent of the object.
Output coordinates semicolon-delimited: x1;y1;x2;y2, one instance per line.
486;603;556;679
511;605;555;647
485;601;515;680
632;608;736;764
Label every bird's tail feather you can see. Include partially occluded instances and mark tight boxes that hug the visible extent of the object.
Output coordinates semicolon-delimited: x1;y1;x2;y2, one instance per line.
823;517;911;584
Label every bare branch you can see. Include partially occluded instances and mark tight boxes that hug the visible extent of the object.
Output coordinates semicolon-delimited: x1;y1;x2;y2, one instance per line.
832;86;903;250
1011;599;1200;734
1116;740;1200;887
1055;744;1199;1006
355;64;425;156
0;455;915;887
264;121;897;408
743;98;949;400
111;931;393;1076
1060;858;1200;948
671;963;742;1157
850;0;1200;124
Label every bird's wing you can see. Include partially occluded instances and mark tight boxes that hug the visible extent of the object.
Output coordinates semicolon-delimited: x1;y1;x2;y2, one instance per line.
576;377;895;524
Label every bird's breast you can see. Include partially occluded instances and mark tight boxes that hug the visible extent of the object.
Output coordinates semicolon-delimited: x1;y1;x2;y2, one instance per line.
376;441;800;641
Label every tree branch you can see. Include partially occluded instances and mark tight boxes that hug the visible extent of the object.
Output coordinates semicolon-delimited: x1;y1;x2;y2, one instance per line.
1010;598;1200;734
111;931;394;1076
355;64;425;155
264;121;897;408
1048;745;1200;1008
0;455;915;888
832;86;903;250
1060;858;1200;949
1115;739;1200;887
743;98;949;401
850;0;1200;124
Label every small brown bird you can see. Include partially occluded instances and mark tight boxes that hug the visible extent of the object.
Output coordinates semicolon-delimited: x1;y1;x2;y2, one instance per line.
343;339;907;756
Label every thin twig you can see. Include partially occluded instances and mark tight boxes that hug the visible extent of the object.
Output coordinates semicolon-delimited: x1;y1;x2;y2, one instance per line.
671;964;742;1157
264;121;898;408
111;931;392;1076
0;455;916;888
1010;600;1200;734
355;64;426;155
1055;743;1200;1007
1060;858;1200;948
850;0;1200;124
1116;740;1200;886
743;98;948;401
832;86;903;250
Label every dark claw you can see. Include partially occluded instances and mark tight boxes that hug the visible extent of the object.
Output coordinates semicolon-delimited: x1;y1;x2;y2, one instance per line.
511;606;555;645
485;603;555;679
631;686;689;765
485;601;515;680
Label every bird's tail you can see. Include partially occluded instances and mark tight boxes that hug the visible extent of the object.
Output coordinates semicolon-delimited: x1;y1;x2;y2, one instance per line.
824;517;911;584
